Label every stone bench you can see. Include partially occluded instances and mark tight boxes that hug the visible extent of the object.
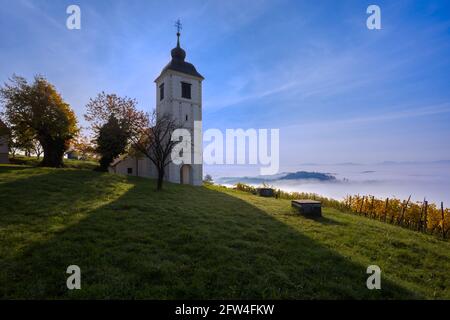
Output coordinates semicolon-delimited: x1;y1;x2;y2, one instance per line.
291;200;322;217
257;188;275;197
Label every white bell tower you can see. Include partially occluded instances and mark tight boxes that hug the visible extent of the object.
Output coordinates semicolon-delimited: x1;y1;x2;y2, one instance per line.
154;20;204;186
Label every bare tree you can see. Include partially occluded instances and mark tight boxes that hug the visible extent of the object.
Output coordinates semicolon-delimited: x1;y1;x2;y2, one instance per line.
130;110;181;191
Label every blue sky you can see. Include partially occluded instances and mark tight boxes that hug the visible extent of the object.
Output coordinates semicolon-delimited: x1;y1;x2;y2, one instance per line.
1;0;450;171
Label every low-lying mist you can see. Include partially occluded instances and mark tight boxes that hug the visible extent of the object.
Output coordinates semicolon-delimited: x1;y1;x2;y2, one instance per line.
212;162;450;206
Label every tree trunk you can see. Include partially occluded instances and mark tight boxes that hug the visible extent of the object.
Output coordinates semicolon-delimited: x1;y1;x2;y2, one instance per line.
156;167;165;191
40;139;65;168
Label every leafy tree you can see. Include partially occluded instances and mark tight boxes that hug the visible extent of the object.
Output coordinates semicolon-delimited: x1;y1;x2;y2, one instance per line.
0;75;78;167
14;127;35;156
96;115;128;171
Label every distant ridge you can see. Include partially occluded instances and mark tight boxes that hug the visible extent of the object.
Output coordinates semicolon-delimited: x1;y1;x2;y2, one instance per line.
216;171;337;185
377;160;450;165
298;160;450;166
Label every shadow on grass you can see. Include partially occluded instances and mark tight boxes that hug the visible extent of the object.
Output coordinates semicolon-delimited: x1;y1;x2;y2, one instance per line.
298;213;347;226
0;168;127;230
0;168;418;299
7;156;98;170
0;165;34;174
281;208;347;226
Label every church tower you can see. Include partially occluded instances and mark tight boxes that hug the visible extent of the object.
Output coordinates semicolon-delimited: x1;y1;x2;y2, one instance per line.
154;21;204;186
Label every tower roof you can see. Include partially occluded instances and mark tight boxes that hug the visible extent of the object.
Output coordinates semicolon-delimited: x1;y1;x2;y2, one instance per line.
156;27;204;81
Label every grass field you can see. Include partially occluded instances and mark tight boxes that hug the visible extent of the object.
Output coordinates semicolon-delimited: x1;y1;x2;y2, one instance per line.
0;164;449;299
8;156;99;170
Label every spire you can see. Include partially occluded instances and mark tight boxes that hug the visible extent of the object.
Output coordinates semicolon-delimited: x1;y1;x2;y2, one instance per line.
175;19;182;47
171;19;186;61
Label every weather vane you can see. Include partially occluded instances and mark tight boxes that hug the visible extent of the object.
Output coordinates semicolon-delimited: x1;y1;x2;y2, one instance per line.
174;19;182;35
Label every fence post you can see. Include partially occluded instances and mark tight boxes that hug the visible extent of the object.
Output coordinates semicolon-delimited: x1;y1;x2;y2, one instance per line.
423;200;428;233
359;196;365;215
418;198;425;231
370;196;375;218
383;198;389;222
398;195;411;225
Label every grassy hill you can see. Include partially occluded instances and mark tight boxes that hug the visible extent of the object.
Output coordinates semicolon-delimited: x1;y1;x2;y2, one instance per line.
0;164;449;299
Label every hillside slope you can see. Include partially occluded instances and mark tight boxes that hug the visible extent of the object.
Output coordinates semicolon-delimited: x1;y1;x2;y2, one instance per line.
0;165;449;299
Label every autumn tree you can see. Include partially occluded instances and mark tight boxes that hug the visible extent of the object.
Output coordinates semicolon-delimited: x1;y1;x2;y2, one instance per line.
0;75;78;167
72;134;96;160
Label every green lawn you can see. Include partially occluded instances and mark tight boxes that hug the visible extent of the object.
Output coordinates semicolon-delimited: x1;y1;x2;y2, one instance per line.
0;164;449;299
8;156;98;170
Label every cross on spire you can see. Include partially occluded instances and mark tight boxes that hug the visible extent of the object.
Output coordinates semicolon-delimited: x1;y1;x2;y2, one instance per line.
174;19;182;47
174;19;182;35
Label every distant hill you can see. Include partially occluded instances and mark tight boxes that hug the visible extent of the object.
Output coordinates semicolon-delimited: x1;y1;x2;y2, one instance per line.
216;171;337;185
378;160;450;165
280;171;336;181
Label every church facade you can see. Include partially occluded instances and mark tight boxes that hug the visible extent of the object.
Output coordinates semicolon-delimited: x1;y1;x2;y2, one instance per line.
109;30;203;186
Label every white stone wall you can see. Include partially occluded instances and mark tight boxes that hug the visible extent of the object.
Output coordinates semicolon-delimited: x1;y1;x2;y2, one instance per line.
109;157;156;179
